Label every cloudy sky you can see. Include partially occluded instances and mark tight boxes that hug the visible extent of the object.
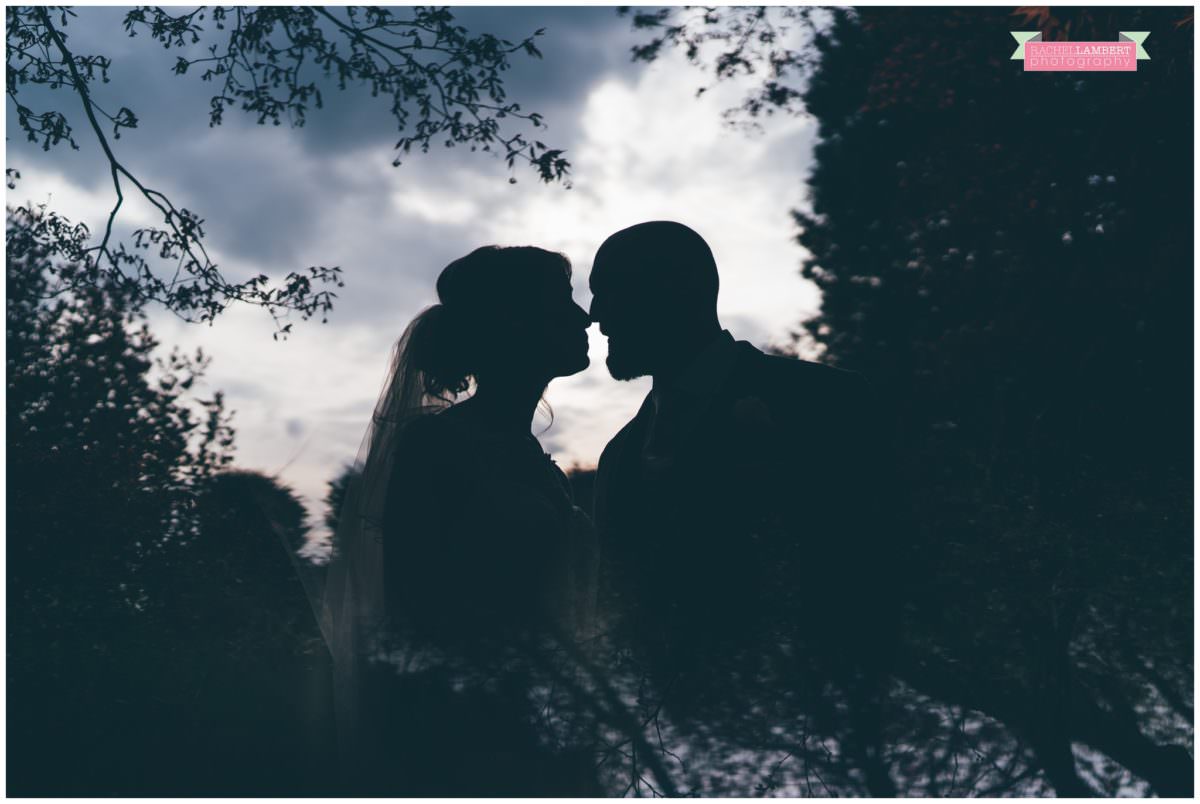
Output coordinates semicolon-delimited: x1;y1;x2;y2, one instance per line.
8;6;826;538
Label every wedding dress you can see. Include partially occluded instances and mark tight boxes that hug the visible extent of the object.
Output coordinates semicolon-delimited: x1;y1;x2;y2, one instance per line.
316;328;600;794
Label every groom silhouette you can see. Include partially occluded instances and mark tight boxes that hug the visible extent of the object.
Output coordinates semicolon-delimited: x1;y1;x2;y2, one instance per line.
589;221;898;792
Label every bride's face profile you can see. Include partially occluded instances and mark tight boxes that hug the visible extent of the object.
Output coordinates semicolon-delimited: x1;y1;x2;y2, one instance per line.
485;264;591;383
431;246;590;391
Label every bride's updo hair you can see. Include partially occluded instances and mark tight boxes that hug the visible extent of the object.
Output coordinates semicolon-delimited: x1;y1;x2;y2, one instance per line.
405;304;471;399
406;245;573;401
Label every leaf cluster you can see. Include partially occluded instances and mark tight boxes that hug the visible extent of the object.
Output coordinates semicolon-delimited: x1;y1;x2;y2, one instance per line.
7;6;569;335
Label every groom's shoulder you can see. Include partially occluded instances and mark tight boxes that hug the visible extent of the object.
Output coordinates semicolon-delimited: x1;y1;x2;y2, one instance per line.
596;394;651;472
598;406;641;456
736;341;870;402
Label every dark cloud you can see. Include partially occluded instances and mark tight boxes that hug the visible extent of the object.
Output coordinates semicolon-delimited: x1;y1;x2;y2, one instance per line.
295;8;643;157
455;8;643;137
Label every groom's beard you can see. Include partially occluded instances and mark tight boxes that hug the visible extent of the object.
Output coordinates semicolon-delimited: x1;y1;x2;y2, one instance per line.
605;342;650;381
606;355;646;381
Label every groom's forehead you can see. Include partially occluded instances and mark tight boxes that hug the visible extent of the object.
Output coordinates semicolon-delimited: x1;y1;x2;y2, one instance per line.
590;253;641;288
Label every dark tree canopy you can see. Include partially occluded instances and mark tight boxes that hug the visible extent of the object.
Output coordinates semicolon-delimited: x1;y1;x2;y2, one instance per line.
794;7;1192;796
321;461;361;557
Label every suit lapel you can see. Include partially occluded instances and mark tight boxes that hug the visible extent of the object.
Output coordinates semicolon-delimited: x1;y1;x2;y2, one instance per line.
599;342;763;530
672;342;757;476
596;392;654;531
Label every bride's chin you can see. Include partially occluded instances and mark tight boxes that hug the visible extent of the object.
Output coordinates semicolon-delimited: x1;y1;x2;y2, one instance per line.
557;354;590;378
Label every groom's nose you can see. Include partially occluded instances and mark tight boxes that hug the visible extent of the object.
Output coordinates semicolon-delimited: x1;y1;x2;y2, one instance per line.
589;308;608;336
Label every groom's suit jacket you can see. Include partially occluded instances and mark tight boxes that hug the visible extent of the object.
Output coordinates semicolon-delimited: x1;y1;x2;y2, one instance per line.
593;336;897;658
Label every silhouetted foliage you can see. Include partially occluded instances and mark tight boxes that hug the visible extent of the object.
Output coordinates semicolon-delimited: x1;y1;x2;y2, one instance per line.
181;470;314;630
323;462;361;549
792;7;1192;796
6;6;568;334
620;6;833;125
7;206;334;795
7;202;234;632
164;469;335;795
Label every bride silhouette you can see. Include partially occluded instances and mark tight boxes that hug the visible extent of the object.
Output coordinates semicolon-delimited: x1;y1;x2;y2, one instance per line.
321;246;601;795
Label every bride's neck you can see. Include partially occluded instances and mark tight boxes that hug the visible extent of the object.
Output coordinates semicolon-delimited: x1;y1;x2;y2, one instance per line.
464;377;546;435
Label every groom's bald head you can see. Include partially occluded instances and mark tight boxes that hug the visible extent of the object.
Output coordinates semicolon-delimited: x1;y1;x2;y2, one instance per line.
589;221;722;380
592;220;719;307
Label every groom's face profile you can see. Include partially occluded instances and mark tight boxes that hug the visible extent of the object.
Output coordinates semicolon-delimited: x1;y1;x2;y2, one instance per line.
590;221;720;381
588;256;672;381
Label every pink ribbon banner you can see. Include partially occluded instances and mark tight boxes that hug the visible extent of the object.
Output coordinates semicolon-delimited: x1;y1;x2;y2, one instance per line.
1011;32;1150;72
